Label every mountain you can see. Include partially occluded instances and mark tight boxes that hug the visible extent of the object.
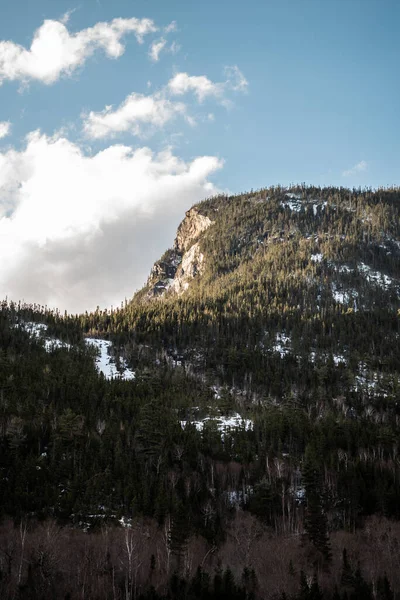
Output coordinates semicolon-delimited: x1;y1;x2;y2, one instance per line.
86;184;400;402
1;185;400;599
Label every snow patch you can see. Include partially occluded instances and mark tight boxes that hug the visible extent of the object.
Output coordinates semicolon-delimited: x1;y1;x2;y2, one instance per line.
309;351;347;366
85;338;135;380
180;412;253;436
337;264;354;274
272;332;291;357
282;194;302;212
14;321;71;350
358;262;395;289
311;253;323;263
333;354;347;366
331;283;358;307
15;322;135;381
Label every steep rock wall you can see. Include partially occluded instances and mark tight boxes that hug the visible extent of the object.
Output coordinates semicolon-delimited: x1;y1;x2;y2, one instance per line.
146;207;213;298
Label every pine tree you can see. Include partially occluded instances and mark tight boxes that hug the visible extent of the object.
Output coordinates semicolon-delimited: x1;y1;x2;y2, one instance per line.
302;452;332;564
376;573;394;600
308;573;323;600
340;548;354;589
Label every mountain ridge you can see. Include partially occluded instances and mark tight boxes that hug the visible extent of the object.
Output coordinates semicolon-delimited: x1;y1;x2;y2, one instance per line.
138;184;400;309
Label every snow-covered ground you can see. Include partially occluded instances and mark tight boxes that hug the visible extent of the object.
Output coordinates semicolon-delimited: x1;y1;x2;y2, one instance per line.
282;193;302;212
332;288;351;304
13;321;72;350
272;332;291;357
331;283;359;307
281;194;327;215
85;338;135;380
333;354;347;366
311;253;323;263
309;351;347;366
226;486;254;506
180;412;253;435
20;322;47;335
351;362;389;397
312;201;327;216
337;264;354;274
14;321;134;380
358;262;395;289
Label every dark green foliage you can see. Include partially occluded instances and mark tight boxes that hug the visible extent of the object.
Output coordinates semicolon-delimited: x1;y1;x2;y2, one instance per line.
2;185;400;598
302;452;332;564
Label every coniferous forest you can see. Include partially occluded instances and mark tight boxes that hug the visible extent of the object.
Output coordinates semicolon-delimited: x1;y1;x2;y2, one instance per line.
1;185;400;598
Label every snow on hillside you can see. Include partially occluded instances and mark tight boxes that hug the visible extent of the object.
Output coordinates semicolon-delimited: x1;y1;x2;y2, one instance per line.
311;253;323;263
309;351;347;365
281;194;327;215
272;332;291;357
331;283;359;307
13;321;72;350
180;412;253;435
282;193;302;212
358;262;395;289
14;321;134;380
85;338;135;380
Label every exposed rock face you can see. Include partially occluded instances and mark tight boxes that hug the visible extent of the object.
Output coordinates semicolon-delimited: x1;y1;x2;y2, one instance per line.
174;208;213;253
146;207;213;298
146;249;182;297
172;242;205;294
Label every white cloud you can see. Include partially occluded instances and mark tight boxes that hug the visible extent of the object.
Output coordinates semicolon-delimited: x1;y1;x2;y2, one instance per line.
149;38;167;62
82;92;187;138
342;160;367;177
224;65;248;92
0;16;157;85
0;121;11;139
83;65;248;138
59;9;77;26
148;38;180;62
169;41;181;55
0;131;222;313
164;21;178;34
168;66;248;103
168;73;225;102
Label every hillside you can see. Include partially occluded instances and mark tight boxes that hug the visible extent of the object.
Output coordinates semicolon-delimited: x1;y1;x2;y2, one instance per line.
1;185;400;599
84;184;400;403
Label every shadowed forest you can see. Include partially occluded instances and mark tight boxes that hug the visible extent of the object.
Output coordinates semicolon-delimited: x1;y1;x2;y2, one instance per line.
1;186;400;598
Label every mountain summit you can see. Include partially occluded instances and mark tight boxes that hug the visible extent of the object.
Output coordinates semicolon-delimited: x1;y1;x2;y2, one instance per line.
111;185;400;400
141;185;400;310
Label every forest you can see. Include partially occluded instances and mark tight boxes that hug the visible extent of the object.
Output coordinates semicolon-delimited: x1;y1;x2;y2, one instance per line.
1;185;400;598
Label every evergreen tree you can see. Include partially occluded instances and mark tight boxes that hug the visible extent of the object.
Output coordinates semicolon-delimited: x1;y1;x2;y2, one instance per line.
302;451;332;564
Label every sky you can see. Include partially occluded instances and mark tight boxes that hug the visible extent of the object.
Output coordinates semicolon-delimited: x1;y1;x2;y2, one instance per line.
0;0;399;314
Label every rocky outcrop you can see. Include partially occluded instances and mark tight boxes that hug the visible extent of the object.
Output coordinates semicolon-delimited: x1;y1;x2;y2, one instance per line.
146;249;182;298
174;208;213;253
146;207;213;299
172;242;206;294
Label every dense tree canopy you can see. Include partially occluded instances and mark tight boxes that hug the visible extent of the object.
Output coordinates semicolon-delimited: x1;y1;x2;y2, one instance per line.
1;185;400;598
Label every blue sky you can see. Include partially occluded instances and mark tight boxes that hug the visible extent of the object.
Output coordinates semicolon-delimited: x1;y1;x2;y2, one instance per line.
0;0;399;312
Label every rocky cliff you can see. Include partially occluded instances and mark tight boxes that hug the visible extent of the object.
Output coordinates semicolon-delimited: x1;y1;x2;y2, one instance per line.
146;207;213;298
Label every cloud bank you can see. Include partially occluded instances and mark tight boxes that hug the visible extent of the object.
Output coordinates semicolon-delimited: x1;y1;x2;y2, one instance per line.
0;16;157;85
0;132;222;313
